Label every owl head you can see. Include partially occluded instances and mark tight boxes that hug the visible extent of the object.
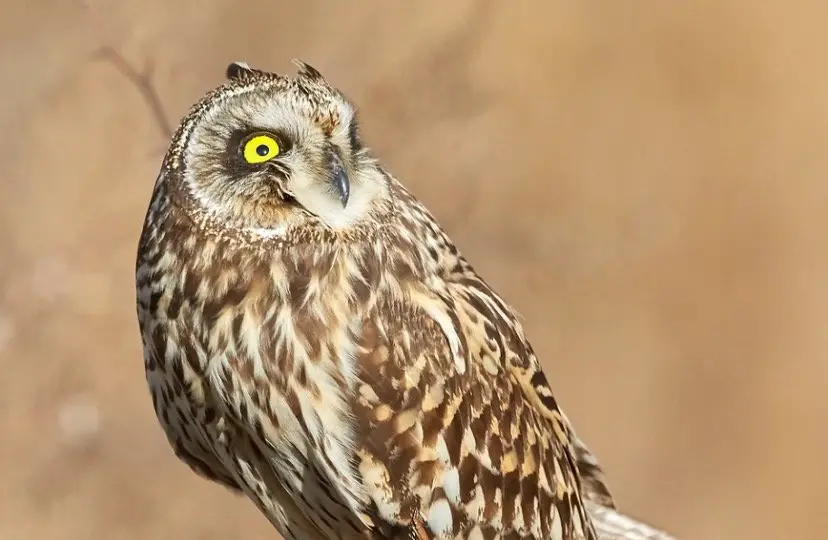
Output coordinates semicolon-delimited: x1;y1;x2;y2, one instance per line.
160;60;388;238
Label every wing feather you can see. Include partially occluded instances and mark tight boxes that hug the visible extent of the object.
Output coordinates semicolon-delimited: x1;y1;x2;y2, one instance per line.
352;282;599;539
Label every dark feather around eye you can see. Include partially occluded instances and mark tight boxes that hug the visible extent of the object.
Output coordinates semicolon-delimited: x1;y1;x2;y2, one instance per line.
217;129;291;179
227;129;292;162
347;116;362;152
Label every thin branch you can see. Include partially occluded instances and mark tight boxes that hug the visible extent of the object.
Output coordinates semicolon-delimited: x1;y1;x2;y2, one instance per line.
91;47;173;140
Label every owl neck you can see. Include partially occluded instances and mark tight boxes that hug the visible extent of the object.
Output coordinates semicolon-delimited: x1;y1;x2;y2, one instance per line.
148;193;430;322
143;177;456;324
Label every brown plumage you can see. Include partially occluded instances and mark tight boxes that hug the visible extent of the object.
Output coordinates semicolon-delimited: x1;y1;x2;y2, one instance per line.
135;60;668;540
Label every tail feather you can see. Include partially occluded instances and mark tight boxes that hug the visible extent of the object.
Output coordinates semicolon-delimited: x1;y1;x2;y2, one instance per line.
588;501;677;540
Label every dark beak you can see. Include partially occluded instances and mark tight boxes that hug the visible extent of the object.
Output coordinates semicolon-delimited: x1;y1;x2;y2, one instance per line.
329;150;350;208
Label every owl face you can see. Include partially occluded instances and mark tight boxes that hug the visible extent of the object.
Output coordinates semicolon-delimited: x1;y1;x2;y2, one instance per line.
171;62;386;236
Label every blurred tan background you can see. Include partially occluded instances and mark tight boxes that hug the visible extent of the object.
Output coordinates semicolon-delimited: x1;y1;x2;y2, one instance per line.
2;1;828;539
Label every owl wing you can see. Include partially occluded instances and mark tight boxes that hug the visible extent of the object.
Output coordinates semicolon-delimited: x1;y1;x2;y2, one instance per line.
572;434;616;509
351;280;602;539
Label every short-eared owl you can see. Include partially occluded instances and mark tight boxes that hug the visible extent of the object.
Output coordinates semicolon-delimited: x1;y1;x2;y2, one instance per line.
135;61;673;540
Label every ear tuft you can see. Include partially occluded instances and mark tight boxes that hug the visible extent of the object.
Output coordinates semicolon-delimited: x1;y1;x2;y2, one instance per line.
291;59;325;82
226;61;263;82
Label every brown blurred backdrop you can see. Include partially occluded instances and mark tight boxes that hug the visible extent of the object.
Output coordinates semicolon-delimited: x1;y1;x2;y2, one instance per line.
3;1;828;539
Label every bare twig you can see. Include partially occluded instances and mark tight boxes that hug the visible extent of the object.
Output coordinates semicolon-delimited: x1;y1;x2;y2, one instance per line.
92;47;173;140
75;1;173;141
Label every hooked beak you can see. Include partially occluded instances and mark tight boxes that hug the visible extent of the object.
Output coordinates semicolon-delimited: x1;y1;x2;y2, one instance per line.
329;149;350;208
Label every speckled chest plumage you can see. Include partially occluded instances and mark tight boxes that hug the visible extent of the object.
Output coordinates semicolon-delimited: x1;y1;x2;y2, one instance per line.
135;182;390;539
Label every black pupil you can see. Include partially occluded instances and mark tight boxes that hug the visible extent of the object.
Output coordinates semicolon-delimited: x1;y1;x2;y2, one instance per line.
255;144;270;156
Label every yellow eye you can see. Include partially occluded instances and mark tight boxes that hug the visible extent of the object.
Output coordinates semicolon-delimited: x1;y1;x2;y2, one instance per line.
242;134;280;164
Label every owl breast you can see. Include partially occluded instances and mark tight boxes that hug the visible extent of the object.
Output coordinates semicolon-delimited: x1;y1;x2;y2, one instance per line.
136;218;384;538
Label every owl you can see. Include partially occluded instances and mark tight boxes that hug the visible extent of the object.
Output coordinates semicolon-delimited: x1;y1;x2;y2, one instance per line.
135;61;674;540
